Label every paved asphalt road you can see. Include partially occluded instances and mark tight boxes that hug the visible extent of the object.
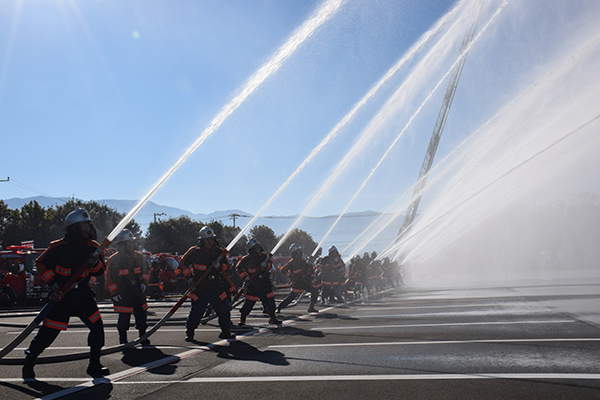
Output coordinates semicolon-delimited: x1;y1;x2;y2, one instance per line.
1;281;600;399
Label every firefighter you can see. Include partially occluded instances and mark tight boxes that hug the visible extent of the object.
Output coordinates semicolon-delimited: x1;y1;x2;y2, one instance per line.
345;255;364;300
236;239;281;326
23;209;109;379
106;229;150;345
179;226;235;342
277;243;318;313
147;261;164;300
318;246;345;304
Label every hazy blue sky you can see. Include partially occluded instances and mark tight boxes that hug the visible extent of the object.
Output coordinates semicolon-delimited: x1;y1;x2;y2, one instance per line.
2;0;599;246
0;0;463;216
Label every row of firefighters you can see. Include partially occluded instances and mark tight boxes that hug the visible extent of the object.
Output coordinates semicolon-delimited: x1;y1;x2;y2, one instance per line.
20;208;401;380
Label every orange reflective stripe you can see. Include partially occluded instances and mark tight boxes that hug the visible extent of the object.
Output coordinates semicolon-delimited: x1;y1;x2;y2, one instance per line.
89;310;101;323
118;269;129;276
42;270;55;283
291;288;304;294
246;295;259;301
43;318;68;331
55;265;70;276
114;306;133;314
189;293;199;302
219;292;227;300
193;264;207;271
134;267;141;274
142;303;148;311
266;291;275;298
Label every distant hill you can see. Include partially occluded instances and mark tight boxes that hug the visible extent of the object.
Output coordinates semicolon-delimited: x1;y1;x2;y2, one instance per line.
4;196;403;255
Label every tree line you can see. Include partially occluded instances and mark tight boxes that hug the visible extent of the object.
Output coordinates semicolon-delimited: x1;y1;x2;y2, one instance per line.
0;199;319;257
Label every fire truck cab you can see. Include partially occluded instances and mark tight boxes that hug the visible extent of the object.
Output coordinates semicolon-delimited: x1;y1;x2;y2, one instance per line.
0;245;49;306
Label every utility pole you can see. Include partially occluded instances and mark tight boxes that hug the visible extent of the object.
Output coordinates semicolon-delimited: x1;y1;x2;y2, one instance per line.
398;13;480;240
229;214;241;228
228;213;250;228
153;212;166;223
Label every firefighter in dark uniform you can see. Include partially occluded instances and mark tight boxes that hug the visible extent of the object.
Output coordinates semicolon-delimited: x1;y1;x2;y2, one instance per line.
277;243;318;313
23;209;109;379
179;226;235;342
346;254;367;301
147;260;164;300
318;245;345;303
106;229;150;345
236;239;281;326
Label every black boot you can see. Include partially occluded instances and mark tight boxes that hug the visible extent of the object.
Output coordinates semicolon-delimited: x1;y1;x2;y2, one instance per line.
87;348;110;378
268;312;282;325
218;330;236;340
118;329;128;345
139;329;150;346
307;304;317;313
185;329;194;342
238;314;247;326
22;352;36;379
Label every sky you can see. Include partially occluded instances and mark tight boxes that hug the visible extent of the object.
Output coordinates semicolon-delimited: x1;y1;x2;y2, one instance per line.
2;0;600;265
0;0;459;215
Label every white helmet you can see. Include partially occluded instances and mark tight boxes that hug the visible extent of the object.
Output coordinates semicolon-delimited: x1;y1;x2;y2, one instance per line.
115;229;135;244
247;238;260;250
64;209;91;229
328;245;338;255
198;226;216;240
289;243;301;254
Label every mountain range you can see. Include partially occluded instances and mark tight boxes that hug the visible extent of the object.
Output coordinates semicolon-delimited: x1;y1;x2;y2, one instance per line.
4;196;403;254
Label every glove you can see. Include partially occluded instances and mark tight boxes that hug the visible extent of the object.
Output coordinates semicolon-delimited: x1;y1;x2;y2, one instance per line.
211;257;223;270
50;281;61;292
140;283;146;293
112;294;122;302
48;281;63;303
87;251;100;267
261;253;273;269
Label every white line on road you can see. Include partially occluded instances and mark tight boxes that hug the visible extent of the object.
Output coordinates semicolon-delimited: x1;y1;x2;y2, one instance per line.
341;311;555;318
353;304;504;311
170;373;600;382
270;337;600;348
6;373;600;385
313;320;576;330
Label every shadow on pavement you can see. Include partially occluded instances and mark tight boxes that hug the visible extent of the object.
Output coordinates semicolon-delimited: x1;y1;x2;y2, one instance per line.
2;380;64;398
315;312;358;321
121;346;177;375
267;325;325;338
215;341;289;366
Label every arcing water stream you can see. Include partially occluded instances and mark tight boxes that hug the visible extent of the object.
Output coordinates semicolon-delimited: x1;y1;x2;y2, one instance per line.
227;0;466;252
105;0;344;244
392;4;600;286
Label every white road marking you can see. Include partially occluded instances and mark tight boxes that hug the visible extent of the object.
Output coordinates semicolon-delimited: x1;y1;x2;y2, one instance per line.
353;304;504;311
342;311;556;318
313;320;576;330
6;328;219;334
171;373;600;382
6;373;600;384
270;337;600;348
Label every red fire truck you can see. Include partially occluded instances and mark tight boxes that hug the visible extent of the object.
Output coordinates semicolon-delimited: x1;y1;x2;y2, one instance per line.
0;245;49;306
